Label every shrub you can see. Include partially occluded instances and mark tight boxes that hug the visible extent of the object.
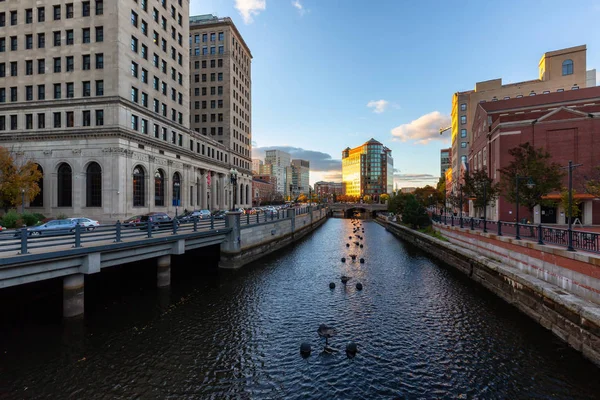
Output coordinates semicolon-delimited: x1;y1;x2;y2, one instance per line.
32;213;46;222
21;212;39;226
1;210;20;228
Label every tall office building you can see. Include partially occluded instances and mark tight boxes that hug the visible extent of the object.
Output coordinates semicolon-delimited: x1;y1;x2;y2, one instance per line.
449;45;596;191
251;158;263;174
342;139;393;199
264;149;291;195
440;148;451;177
0;1;250;220
189;15;252;176
287;159;310;198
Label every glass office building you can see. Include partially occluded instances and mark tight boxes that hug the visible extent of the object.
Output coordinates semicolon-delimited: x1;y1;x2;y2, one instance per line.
342;139;393;199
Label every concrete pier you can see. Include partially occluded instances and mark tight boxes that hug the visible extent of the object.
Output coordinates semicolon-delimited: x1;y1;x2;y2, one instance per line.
63;274;84;318
157;255;171;288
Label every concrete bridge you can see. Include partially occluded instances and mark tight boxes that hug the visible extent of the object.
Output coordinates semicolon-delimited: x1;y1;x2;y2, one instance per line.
329;203;387;218
0;206;328;318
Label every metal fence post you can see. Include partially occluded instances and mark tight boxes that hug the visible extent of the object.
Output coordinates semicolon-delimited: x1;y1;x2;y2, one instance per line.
193;217;198;232
256;214;259;224
147;219;153;238
210;215;214;230
74;224;82;248
115;221;122;243
19;226;29;255
451;215;454;227
537;224;544;245
470;217;474;230
246;213;250;225
497;220;502;236
172;218;178;235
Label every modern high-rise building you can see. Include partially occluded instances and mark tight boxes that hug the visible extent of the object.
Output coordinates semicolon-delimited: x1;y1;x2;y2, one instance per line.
448;45;596;191
440;148;451;177
264;149;291;195
0;0;248;219
251;158;263;174
189;15;252;178
341;139;393;199
287;159;310;198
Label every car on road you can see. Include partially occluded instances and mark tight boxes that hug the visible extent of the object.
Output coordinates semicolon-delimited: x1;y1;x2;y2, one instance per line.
212;210;227;220
18;219;78;236
123;215;143;227
70;218;100;231
138;212;173;230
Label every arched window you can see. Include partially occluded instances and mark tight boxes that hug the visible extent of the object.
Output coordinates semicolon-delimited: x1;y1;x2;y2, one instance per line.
562;59;573;76
133;166;145;207
172;172;181;206
57;163;72;207
154;169;165;206
245;184;249;206
30;164;44;207
86;162;102;207
240;182;244;204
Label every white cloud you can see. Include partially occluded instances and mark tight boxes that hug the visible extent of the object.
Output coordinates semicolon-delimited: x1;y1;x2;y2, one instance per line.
367;100;390;114
235;0;266;24
390;111;451;145
292;0;305;15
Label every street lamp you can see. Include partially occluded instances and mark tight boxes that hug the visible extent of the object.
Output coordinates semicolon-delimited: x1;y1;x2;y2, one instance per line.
482;181;488;233
459;184;464;228
515;175;535;240
21;189;25;214
229;168;238;212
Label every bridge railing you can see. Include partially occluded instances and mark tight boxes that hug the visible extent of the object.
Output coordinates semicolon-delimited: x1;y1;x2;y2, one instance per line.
239;205;326;226
0;217;227;256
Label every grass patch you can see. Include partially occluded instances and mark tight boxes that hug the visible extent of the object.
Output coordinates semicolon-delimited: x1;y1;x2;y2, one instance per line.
418;225;448;242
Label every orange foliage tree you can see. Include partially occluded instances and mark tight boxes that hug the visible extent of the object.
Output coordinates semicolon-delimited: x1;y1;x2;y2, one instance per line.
0;147;42;212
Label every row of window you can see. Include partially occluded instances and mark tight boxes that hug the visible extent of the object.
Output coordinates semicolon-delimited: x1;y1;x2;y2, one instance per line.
0;81;104;103
0;110;104;131
193;59;224;70
194;73;224;83
193;86;224;97
0;1;103;27
193;100;224;109
0;27;104;52
192;45;225;56
131;88;183;124
132;0;184;28
191;32;225;44
0;55;104;79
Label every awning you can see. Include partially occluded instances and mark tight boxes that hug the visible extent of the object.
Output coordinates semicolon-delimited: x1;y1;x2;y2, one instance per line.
541;193;596;200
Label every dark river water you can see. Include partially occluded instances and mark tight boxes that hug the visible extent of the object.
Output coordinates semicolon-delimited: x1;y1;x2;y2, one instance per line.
1;218;599;399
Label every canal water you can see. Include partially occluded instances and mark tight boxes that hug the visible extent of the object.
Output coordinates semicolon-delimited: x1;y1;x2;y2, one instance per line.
1;219;599;399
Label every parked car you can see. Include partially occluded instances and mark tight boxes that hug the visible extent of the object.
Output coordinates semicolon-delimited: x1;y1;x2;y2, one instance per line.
175;210;208;222
138;212;173;230
18;219;78;237
212;210;227;220
197;209;212;220
70;218;100;231
123;215;143;227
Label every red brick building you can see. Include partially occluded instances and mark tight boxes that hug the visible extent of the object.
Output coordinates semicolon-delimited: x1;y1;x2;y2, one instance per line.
470;86;600;224
251;178;276;206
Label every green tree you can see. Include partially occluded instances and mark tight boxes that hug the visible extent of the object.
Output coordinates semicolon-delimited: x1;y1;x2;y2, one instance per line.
463;169;500;215
581;165;600;198
560;188;581;219
402;195;431;228
388;192;412;215
0;147;42;212
499;143;564;217
363;195;372;204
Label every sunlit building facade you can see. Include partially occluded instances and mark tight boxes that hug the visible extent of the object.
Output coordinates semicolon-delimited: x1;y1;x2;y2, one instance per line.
341;139;393;199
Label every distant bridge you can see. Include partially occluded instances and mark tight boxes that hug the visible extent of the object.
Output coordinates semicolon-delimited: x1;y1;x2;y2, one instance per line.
329;203;387;218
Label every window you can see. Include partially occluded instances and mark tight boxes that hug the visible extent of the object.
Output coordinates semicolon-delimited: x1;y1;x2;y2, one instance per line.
141;20;148;36
141;119;147;134
461;142;467;148
95;80;104;96
95;0;104;15
131;61;138;77
131;11;138;27
218;32;224;41
26;60;33;75
10;36;17;51
26;8;33;23
66;56;74;72
53;31;61;46
96;53;104;69
141;44;148;59
132;166;145;207
38;33;46;48
10;115;17;130
96;26;104;42
66;111;74;127
82;55;91;70
66;3;73;18
460;115;466;124
218;45;224;54
460;103;466;111
131;36;138;52
0;38;4;52
460;129;467;138
53;83;61;99
57;163;72;207
86;162;102;207
95;109;104;125
83;28;91;43
131;87;138;103
172;173;181;206
38;7;45;22
82;81;91;97
26;35;33;49
25;86;33;101
154;170;165;206
131;115;138;130
53;112;62;128
53;5;61;20
141;68;148;83
141;92;148;107
82;110;91;126
66;82;74;98
38;85;45;100
25;114;33;129
82;2;91;17
562;59;573;76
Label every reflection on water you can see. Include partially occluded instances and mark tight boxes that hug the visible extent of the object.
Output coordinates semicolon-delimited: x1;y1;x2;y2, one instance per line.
0;219;598;399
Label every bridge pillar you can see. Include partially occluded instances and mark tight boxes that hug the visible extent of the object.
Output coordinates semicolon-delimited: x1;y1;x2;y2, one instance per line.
287;209;296;234
157;255;171;287
63;273;84;318
219;212;242;268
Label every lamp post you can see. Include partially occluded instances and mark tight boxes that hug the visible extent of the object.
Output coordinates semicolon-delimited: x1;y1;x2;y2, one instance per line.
459;184;464;228
443;178;447;224
21;189;25;214
309;187;312;206
229;168;238;211
515;175;535;240
482;181;487;233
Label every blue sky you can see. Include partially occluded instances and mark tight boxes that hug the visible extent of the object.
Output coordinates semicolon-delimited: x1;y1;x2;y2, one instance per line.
191;0;600;187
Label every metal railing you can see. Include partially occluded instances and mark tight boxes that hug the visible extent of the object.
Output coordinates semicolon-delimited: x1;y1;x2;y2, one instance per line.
432;214;600;254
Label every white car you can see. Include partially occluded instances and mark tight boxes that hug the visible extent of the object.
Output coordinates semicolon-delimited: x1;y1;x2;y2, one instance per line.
70;218;100;231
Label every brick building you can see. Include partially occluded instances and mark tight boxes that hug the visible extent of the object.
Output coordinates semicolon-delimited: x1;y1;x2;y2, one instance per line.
251;177;275;206
470;86;600;224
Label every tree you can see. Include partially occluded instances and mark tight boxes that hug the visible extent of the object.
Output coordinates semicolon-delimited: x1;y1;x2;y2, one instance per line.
0;147;42;212
363;195;371;204
402;195;431;228
388;192;412;215
297;194;307;203
560;188;581;219
499;143;564;217
581;165;600;198
380;193;390;204
414;185;443;209
463;169;500;214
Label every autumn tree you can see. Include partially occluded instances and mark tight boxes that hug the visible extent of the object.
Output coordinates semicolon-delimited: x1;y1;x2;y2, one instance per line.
560;188;581;220
0;147;43;212
380;193;390;204
463;169;500;215
388;192;413;215
499;143;564;217
581;165;600;198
